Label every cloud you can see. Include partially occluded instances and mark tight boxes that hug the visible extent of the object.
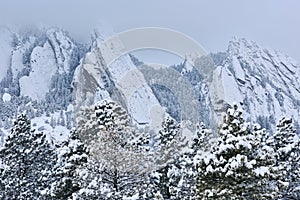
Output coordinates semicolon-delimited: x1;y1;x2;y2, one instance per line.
0;0;299;61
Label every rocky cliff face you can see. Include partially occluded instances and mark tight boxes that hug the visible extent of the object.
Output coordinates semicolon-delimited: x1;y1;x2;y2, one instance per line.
0;26;86;106
73;29;164;129
212;38;300;131
0;26;299;134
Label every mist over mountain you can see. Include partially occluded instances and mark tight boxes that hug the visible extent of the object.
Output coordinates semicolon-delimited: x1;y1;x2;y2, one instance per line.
0;25;299;144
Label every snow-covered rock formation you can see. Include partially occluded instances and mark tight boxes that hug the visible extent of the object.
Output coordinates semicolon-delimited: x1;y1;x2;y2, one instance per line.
0;28;14;82
0;26;299;134
0;26;86;105
73;28;164;128
18;29;80;100
212;38;300;131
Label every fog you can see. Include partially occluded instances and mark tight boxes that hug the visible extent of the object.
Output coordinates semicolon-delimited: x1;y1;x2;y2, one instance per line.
0;0;299;61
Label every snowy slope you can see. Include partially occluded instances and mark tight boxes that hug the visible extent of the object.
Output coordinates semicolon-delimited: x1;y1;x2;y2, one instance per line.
30;113;70;144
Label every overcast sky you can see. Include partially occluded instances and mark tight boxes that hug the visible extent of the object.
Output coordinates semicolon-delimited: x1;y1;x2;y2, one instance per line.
0;0;299;62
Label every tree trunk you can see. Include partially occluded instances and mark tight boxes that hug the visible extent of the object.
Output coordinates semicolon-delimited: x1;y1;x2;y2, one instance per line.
113;167;118;192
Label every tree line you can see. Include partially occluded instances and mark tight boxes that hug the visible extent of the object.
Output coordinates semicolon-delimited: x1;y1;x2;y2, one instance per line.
0;101;299;199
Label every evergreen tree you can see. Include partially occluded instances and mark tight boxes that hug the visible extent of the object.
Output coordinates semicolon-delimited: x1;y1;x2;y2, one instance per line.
193;122;215;152
197;104;279;199
271;118;300;199
148;117;188;199
170;122;215;199
50;129;88;199
76;100;150;199
0;114;56;199
154;117;187;167
76;105;101;145
288;140;300;199
72;157;113;199
0;129;4;147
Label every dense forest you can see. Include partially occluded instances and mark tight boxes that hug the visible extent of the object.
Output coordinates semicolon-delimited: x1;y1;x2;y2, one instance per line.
0;100;299;199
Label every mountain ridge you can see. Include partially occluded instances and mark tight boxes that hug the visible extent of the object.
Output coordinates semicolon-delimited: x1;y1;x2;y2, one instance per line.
0;26;299;141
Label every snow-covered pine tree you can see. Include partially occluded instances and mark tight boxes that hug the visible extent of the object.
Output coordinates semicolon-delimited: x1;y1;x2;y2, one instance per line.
271;117;300;199
72;157;113;199
0;114;56;199
148;116;188;199
154;116;187;167
197;104;279;199
169;122;215;199
76;100;151;199
50;129;88;199
193;122;215;153
273;118;296;151
252;124;275;171
76;105;101;145
288;140;300;199
0;129;4;147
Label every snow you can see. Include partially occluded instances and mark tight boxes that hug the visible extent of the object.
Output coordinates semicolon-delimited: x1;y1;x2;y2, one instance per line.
1;29;300;199
10;35;37;81
16;28;76;101
2;93;11;103
206;165;214;173
226;38;300;131
74;31;165;130
203;152;215;165
46;29;76;73
229;158;239;169
111;57;164;127
19;41;57;100
67;104;74;112
250;76;257;86
57;146;70;160
40;189;48;195
218;143;234;153
221;66;243;105
254;166;270;176
11;46;27;81
124;194;139;200
278;180;289;187
0;28;13;82
245;160;256;169
232;56;245;82
184;61;193;72
237;138;252;149
94;89;111;103
31;113;69;144
278;144;293;154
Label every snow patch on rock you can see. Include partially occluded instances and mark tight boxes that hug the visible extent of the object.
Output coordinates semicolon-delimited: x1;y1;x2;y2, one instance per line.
19;41;57;100
2;93;11;103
